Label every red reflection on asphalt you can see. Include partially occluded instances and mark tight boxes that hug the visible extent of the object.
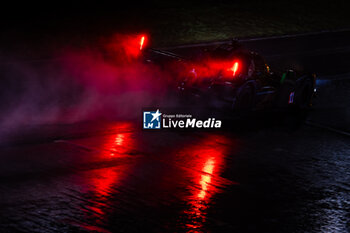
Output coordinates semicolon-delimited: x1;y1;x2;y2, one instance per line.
80;123;135;231
92;124;134;197
91;168;120;200
181;135;229;232
197;157;215;199
108;132;131;157
98;122;134;158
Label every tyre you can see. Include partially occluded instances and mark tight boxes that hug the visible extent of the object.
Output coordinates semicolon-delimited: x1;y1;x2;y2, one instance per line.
295;78;313;109
275;71;297;109
234;85;254;112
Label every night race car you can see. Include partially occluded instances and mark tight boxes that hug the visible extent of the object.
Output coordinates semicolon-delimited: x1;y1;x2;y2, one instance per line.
139;36;316;113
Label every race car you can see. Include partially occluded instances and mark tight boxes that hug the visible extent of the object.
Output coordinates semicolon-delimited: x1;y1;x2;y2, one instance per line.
139;36;316;113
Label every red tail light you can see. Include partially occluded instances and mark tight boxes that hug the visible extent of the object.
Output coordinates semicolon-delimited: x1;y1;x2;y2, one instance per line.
140;36;146;50
183;60;242;80
227;61;240;77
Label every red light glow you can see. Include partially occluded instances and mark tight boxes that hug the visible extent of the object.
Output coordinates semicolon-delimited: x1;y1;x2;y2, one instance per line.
181;59;243;81
140;36;145;50
228;61;239;77
104;34;148;61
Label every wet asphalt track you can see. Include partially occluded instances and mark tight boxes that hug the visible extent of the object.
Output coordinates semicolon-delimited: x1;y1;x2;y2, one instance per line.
1;31;350;232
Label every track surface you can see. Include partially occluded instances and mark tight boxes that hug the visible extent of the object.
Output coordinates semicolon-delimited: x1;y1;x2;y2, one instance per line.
0;31;350;232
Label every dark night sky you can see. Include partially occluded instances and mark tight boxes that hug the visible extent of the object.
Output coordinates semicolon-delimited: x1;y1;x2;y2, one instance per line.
0;0;346;28
0;0;349;57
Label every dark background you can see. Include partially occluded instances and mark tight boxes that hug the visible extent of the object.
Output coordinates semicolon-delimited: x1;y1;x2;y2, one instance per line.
1;0;350;58
0;1;350;232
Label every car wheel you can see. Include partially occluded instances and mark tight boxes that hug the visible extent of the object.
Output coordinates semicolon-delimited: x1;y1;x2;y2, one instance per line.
296;78;313;109
234;85;254;113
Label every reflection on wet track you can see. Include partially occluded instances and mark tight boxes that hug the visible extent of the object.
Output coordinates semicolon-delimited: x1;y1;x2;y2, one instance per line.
0;120;349;232
76;123;137;232
2;28;350;233
74;129;234;232
179;135;229;232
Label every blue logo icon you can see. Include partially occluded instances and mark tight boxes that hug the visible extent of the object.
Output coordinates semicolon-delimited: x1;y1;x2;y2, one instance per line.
143;109;162;129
